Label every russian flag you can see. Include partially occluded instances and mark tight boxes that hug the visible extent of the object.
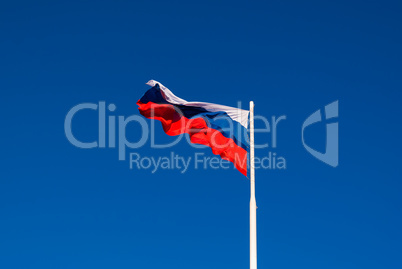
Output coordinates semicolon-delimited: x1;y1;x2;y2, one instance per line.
137;80;250;176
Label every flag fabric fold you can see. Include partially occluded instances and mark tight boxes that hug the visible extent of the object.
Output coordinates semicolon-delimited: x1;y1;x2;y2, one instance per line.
137;80;249;176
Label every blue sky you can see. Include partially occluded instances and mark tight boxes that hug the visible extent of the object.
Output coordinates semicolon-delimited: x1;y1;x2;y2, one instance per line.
0;0;401;268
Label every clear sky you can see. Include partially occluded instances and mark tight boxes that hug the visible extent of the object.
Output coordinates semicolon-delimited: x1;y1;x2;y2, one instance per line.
1;0;401;268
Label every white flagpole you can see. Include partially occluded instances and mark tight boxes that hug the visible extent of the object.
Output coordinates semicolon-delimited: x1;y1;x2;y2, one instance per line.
250;101;257;269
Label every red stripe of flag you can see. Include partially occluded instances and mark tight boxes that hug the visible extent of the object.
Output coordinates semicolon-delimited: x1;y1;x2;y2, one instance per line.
137;100;248;176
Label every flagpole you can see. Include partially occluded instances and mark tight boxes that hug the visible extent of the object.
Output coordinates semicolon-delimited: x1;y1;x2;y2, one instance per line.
250;101;257;269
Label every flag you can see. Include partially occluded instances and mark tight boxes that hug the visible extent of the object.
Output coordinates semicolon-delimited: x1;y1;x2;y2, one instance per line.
137;80;249;176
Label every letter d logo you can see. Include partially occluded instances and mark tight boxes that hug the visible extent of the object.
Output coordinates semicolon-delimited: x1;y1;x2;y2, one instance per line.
302;100;339;167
